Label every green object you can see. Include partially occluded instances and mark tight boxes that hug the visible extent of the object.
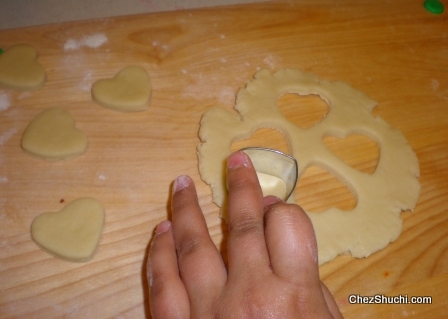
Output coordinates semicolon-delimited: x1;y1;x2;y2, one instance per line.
0;48;3;54
424;0;444;14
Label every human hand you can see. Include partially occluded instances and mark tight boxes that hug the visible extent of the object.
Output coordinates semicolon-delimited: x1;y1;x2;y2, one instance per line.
147;151;343;318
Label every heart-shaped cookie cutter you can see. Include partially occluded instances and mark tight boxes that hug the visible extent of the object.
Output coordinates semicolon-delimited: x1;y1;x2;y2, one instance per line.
240;147;298;200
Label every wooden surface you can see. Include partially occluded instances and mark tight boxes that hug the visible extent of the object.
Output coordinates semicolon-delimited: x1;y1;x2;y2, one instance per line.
1;0;447;317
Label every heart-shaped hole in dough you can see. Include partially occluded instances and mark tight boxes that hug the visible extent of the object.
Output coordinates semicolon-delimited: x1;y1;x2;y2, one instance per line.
31;197;104;262
294;165;357;213
0;44;46;91
323;134;380;174
277;93;329;129
231;127;290;154
91;66;151;112
21;108;88;161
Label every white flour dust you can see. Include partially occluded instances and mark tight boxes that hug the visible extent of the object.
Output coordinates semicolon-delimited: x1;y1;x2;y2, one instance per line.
181;73;236;106
0;128;17;146
431;79;440;91
0;93;11;111
64;33;108;51
17;92;31;100
263;54;281;69
79;72;93;91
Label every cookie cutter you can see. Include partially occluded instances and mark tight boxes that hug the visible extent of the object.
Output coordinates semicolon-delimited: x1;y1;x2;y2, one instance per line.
240;147;298;200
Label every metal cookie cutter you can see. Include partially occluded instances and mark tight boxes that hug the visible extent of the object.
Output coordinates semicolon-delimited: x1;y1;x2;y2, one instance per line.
240;147;298;200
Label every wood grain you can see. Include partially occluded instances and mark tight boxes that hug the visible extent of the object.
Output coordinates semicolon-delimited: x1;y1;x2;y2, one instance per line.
1;0;447;318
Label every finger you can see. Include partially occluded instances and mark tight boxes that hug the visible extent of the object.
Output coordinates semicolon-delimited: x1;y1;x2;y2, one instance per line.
171;175;227;316
321;282;344;319
147;221;190;319
226;151;271;280
264;201;321;286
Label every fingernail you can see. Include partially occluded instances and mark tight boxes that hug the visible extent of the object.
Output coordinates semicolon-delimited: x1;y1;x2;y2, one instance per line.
227;151;250;169
173;175;190;193
263;196;284;213
156;220;171;234
263;195;284;207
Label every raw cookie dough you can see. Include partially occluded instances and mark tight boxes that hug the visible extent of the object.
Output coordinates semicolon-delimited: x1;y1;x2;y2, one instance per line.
21;107;88;161
197;69;420;265
31;197;105;262
256;172;287;199
0;44;46;90
91;66;151;112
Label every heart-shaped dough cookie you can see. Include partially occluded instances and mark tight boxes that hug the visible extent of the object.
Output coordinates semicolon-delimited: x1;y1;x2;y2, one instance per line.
91;66;151;112
21;108;88;161
0;44;46;90
31;197;105;262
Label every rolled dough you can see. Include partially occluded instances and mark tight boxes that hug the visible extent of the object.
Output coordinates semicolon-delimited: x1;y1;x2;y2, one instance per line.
0;44;46;91
21;107;88;161
31;197;105;263
197;69;420;265
91;66;151;112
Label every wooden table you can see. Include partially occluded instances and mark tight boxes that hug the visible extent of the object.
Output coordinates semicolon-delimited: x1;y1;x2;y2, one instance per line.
1;0;447;317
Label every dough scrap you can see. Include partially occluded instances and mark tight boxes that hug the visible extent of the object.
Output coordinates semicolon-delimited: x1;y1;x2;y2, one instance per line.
197;69;420;265
21;107;88;161
91;66;151;112
0;44;46;90
31;197;105;262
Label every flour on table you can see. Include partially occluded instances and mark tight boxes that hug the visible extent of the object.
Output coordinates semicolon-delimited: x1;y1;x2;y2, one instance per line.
0;92;10;111
79;71;93;91
263;54;281;69
64;33;108;51
431;79;439;91
17;92;31;100
0;128;17;146
181;73;236;106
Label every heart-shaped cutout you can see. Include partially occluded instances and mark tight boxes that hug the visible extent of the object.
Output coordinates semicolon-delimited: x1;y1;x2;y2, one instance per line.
294;165;357;213
231;127;290;154
0;44;46;90
91;66;151;112
323;134;380;174
21;107;88;161
31;197;105;262
277;93;329;129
